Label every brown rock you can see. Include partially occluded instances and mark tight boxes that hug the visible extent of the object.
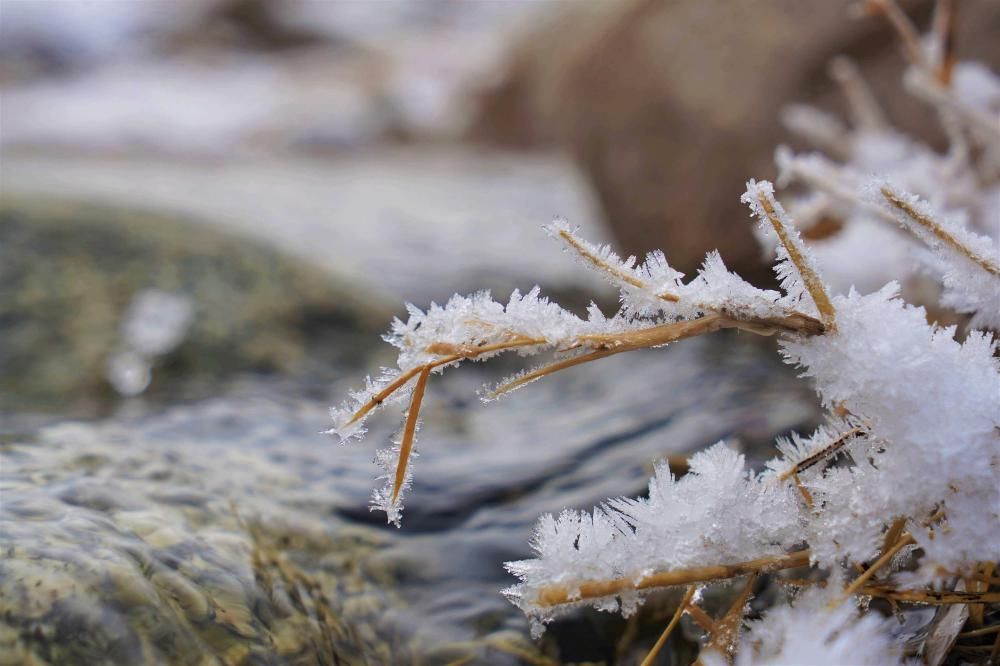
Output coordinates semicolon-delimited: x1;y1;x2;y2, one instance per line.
472;0;1000;281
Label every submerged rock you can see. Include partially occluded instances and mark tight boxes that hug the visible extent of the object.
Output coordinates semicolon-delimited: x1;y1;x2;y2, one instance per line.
0;196;392;414
0;425;404;664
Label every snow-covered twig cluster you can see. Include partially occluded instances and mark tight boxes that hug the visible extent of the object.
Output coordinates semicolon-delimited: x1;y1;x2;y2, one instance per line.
330;2;999;662
770;0;1000;313
327;190;826;525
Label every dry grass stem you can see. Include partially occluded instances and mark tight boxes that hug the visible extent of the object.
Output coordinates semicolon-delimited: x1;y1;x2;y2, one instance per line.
880;187;1000;276
391;365;431;503
685;603;718;634
555;227;680;302
639;586;697;666
533;550;811;609
346;337;547;426
781;160;903;232
968;562;995;626
862;586;1000;605
488;312;822;399
880;516;908;559
489;347;623;398
866;0;927;68
958;625;1000;638
424;335;547;358
755;192;838;331
828;56;888;131
930;0;958;84
346;365;425;426
792;473;814;508
490;315;732;398
778;427;863;481
704;573;759;658
831;532;916;608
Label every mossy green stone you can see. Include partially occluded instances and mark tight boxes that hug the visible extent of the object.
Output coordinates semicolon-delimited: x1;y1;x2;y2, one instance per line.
0;196;392;413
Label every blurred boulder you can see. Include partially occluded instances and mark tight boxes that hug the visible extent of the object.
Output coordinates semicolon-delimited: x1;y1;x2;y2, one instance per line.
472;0;1000;280
0;197;392;414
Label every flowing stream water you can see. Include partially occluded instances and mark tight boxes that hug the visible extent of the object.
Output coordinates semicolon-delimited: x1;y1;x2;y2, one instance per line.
2;336;818;663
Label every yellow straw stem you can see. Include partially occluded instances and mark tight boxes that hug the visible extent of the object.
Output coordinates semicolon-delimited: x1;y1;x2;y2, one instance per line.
756;192;837;332
346;365;425;426
557;228;680;302
348;338;546;427
866;0;927;68
391;364;432;503
830;533;915;608
533;550;810;608
880;187;1000;277
705;573;759;657
778;427;863;481
490;315;732;398
639;586;697;666
862;586;1000;605
931;0;958;85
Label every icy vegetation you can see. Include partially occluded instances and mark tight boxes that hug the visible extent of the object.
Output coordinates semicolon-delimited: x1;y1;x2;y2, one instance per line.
331;3;999;663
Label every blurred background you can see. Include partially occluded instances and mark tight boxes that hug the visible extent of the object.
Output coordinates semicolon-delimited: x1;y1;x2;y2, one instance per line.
1;1;997;663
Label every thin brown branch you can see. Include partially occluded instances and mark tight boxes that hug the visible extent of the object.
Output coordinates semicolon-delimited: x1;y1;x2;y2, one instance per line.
704;573;759;659
778;578;827;588
489;315;734;398
881;187;1000;277
828;56;889;131
958;625;1000;639
931;0;958;85
556;228;680;302
489;348;621;399
969;562;996;627
533;550;811;609
755;191;838;332
425;336;547;358
346;365;426;426
346;337;546;427
735;312;826;336
686;603;718;634
640;586;697;666
792;473;815;508
881;517;908;559
778;427;863;481
862;586;1000;605
490;310;823;399
866;0;927;68
391;365;431;503
577;314;732;349
831;532;915;608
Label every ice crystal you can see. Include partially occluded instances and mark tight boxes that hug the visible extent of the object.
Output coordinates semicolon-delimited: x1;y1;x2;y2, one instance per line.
719;588;901;666
503;443;804;635
770;32;999;299
330;4;1000;659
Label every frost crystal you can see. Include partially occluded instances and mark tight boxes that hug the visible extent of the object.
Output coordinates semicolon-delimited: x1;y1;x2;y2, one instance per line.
330;7;1000;659
721;588;901;666
503;444;804;633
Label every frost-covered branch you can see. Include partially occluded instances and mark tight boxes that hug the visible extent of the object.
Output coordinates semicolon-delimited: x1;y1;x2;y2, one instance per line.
329;202;827;525
329;5;1000;658
771;2;1000;303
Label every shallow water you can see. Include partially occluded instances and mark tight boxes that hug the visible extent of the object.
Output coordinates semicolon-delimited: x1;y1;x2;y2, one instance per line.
1;335;818;663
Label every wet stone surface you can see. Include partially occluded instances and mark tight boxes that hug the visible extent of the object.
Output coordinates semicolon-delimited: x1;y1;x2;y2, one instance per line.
0;196;392;415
